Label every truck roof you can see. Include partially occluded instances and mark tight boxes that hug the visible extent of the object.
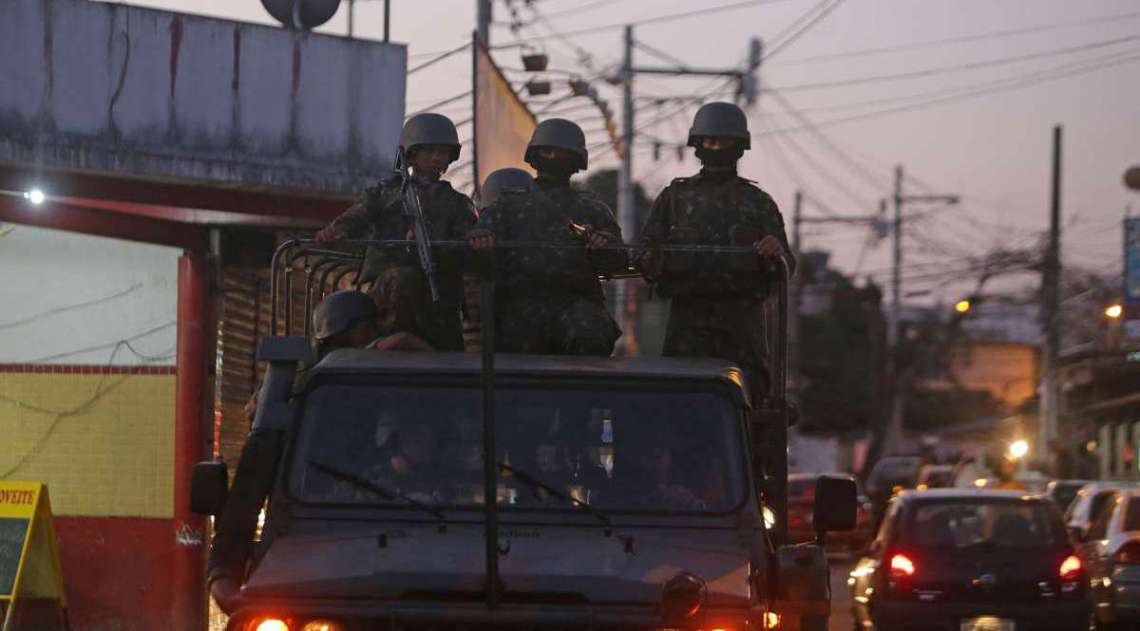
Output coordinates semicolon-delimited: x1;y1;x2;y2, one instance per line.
310;349;750;402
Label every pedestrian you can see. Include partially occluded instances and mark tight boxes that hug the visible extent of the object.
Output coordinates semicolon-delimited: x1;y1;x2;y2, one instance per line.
469;119;626;355
314;112;476;351
635;101;794;403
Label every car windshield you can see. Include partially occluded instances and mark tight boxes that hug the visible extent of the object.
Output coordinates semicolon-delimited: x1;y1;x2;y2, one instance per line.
908;500;1063;549
289;381;748;514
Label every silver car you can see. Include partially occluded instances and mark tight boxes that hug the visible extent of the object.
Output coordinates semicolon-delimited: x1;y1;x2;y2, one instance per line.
1080;488;1140;629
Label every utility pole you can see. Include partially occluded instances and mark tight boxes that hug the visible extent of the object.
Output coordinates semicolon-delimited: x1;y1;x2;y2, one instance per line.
1040;125;1063;471
476;0;492;45
347;0;354;38
881;165;959;455
789;191;803;392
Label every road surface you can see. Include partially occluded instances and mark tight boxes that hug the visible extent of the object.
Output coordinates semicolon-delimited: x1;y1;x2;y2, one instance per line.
829;555;856;631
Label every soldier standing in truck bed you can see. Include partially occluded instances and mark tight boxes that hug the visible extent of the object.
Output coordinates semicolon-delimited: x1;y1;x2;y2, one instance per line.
468;118;626;355
314;113;476;351
635;102;794;402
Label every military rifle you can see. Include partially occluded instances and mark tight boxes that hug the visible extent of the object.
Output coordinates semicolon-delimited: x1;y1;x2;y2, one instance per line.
394;147;441;302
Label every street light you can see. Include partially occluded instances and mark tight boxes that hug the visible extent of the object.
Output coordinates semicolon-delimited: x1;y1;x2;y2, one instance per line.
23;189;44;205
1008;439;1029;460
955;299;971;314
1106;304;1124;319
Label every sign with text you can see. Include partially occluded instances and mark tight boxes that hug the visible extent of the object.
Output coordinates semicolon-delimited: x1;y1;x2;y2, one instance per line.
0;482;66;630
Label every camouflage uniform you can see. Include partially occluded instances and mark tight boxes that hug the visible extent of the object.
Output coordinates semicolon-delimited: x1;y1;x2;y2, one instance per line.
637;170;792;401
322;175;476;351
478;178;625;355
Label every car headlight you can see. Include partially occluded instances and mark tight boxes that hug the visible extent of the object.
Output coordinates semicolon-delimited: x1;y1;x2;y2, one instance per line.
242;617;346;631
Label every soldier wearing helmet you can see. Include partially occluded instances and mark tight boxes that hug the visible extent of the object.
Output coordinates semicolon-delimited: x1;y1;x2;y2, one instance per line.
635;101;793;401
476;167;535;211
469;119;625;355
314;113;476;351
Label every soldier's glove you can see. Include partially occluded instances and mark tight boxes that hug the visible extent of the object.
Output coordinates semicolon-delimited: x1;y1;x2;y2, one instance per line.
753;235;784;263
466;227;495;251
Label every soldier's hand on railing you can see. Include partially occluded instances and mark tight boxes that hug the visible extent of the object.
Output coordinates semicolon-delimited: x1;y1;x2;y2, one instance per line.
753;236;783;262
466;227;495;251
314;224;348;244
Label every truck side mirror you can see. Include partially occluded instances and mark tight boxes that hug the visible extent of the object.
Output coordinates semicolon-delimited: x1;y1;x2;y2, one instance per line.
190;460;229;516
813;474;858;533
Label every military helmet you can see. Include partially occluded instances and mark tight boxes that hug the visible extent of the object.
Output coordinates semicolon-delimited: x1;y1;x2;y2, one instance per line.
687;101;751;150
525;118;588;171
400;113;461;161
312;290;378;341
478;167;534;209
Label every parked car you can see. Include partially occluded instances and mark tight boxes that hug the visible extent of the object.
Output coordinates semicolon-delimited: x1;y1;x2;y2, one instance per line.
1067;482;1138;540
787;472;875;553
1079;488;1140;630
917;464;956;490
1046;479;1094;513
848;489;1088;631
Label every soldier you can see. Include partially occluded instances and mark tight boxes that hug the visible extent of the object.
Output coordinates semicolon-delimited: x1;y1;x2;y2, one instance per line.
636;102;793;402
314;112;476;351
469;119;626;355
476;167;535;211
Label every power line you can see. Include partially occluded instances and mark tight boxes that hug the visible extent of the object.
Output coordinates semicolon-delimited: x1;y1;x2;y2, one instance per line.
780;9;1140;65
408;42;471;75
765;88;888;190
530;0;622;21
768;126;875;209
0;283;143;330
490;0;794;47
774;34;1140;93
763;0;846;61
757;48;1140;136
408;90;473;116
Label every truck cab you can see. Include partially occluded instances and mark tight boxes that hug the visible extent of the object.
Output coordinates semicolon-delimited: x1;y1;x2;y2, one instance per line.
192;240;856;631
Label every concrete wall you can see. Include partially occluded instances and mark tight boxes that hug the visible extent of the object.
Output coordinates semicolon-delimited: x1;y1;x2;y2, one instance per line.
0;225;179;631
0;225;178;366
0;0;406;196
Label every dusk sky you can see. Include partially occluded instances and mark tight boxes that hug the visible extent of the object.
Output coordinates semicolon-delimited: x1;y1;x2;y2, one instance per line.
104;0;1140;306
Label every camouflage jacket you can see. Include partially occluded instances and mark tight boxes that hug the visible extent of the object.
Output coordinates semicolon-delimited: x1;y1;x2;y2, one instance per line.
636;170;793;298
325;175;476;303
478;178;626;303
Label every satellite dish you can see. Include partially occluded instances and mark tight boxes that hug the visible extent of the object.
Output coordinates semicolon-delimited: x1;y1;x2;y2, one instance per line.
1125;165;1140;192
261;0;341;30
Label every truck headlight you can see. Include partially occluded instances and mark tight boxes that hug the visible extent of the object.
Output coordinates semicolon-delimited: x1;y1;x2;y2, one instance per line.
662;572;707;620
301;622;345;631
250;618;289;631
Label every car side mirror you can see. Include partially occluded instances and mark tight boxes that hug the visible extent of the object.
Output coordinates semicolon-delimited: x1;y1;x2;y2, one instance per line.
814;475;858;533
190;460;229;516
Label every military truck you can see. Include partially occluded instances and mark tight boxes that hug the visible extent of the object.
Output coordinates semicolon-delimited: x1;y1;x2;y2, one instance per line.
191;240;856;631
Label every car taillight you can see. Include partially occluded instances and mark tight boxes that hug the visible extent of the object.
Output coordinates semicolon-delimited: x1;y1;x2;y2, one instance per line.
1116;542;1140;565
889;553;916;577
1059;554;1082;579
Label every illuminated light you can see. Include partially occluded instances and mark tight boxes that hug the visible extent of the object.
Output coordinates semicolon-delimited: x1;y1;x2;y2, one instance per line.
973;478;988;488
761;505;776;529
764;611;781;629
1106;304;1124;319
954;299;971;314
849;563;875;579
301;622;345;631
889;553;915;577
23;189;45;205
1059;555;1082;579
1008;439;1029;460
253;619;289;631
916;483;929;491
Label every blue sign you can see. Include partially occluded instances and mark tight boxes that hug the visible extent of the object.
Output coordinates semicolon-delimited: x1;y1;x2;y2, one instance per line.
1127;218;1140;304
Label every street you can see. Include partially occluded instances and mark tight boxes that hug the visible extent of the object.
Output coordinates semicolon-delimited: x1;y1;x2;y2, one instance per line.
829;556;856;631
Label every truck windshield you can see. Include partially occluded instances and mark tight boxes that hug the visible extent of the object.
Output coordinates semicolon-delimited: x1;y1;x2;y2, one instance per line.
289;382;747;514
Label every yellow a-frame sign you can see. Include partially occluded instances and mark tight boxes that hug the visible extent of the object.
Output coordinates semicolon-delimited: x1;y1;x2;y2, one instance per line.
0;481;67;631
